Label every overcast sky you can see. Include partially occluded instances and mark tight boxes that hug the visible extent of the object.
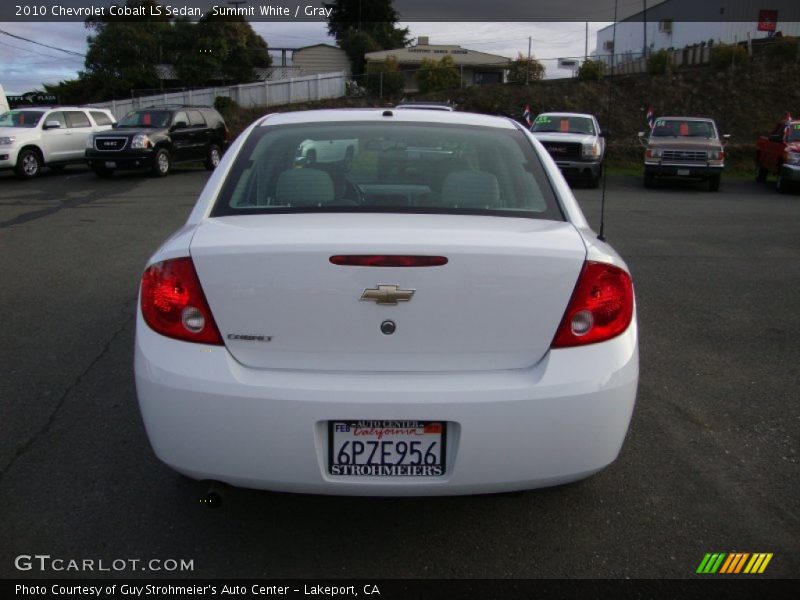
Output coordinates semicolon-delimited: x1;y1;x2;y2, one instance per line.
0;21;610;94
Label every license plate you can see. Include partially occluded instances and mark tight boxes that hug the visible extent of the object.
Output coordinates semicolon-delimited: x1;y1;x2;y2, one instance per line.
328;420;446;477
677;169;690;176
105;161;116;168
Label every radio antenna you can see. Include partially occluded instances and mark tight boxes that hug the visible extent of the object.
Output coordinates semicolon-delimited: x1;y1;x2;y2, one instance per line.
598;0;618;242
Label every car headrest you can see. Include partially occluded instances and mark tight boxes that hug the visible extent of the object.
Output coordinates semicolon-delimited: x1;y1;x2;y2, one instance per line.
440;170;500;209
275;168;335;207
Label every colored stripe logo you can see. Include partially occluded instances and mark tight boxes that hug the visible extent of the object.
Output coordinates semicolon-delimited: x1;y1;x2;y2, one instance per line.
696;553;773;574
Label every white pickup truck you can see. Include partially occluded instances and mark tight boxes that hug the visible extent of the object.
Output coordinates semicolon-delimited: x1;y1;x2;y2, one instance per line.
296;137;358;167
529;112;607;188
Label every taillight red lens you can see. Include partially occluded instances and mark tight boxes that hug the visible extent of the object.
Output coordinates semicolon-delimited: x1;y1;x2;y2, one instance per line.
140;257;223;345
551;261;634;348
330;255;448;267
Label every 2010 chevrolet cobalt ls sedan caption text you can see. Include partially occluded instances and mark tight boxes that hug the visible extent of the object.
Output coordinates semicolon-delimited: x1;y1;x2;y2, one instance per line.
134;109;638;496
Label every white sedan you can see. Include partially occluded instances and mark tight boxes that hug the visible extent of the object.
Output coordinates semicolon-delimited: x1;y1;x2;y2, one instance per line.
134;109;638;496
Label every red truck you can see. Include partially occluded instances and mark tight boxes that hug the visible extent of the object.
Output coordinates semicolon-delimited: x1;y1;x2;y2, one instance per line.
756;119;800;193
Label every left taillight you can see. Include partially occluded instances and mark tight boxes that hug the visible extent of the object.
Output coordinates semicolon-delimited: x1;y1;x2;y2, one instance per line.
551;261;634;348
140;257;223;345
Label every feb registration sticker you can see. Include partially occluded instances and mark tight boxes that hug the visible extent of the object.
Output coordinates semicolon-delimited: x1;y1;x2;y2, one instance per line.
328;420;446;477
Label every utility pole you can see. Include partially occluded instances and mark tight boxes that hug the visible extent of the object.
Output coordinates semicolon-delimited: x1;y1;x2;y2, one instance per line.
585;22;589;61
526;36;532;84
643;0;647;59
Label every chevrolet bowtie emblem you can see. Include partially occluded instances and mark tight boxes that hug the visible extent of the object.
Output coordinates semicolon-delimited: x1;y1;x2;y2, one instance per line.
360;284;415;305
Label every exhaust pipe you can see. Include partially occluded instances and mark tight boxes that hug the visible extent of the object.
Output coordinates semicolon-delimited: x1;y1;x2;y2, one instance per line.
199;480;226;508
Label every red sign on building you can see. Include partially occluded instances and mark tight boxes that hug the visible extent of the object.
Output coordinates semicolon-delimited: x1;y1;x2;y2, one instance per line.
757;10;778;32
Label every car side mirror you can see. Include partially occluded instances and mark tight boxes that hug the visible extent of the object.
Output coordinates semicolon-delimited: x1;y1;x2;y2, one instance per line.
600;129;610;138
172;121;188;130
43;120;62;130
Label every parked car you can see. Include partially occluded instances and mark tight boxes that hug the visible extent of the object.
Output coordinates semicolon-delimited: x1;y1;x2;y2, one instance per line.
0;106;115;178
134;108;638;496
639;116;729;191
395;101;455;111
756;119;800;193
529;112;606;188
86;106;229;177
296;137;358;168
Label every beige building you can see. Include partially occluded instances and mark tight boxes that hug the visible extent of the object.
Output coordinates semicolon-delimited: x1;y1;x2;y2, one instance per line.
292;44;352;76
364;36;510;92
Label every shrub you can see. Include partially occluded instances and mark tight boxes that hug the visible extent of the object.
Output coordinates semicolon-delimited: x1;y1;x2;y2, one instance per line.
417;55;461;94
364;56;404;97
762;36;799;65
647;50;673;74
709;43;749;69
507;53;545;84
213;96;238;119
577;59;605;81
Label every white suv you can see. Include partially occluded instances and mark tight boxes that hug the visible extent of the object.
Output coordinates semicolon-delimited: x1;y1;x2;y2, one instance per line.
0;106;116;178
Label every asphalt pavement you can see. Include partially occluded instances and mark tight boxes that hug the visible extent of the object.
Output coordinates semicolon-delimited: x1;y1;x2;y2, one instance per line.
1;165;798;579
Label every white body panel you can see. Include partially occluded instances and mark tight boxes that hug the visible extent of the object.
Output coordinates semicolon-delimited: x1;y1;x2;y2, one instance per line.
190;214;586;372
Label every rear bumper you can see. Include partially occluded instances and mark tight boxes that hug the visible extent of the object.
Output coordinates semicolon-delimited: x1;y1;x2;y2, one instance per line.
134;311;639;496
645;162;724;178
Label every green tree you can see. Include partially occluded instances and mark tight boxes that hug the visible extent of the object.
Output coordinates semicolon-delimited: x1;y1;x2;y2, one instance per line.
417;55;460;93
324;0;411;75
83;0;172;98
364;56;404;96
577;59;605;81
172;13;270;86
507;53;545;84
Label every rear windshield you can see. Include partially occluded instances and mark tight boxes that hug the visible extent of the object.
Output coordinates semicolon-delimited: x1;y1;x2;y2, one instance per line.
0;110;44;128
531;115;595;135
211;122;562;220
651;119;717;138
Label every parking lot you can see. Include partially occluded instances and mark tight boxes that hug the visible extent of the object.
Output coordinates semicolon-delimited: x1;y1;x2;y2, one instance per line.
1;166;798;579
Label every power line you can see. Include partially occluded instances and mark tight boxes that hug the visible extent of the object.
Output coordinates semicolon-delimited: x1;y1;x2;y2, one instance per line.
0;29;85;57
0;38;81;61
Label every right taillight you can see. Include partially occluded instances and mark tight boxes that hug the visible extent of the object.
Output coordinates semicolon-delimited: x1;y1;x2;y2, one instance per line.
551;261;634;348
140;257;223;345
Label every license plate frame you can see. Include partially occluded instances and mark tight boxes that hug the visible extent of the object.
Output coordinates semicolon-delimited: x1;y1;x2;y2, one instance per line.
104;161;117;169
328;420;446;477
677;168;690;176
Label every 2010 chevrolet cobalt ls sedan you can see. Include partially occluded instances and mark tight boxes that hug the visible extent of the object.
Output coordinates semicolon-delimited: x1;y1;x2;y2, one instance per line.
134;109;638;496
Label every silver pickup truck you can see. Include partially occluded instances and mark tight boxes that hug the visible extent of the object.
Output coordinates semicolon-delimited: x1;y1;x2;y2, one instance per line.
530;112;607;188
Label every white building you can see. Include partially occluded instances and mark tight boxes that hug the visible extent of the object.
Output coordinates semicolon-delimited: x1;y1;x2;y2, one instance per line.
365;37;510;92
292;44;352;76
594;0;800;65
